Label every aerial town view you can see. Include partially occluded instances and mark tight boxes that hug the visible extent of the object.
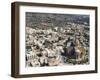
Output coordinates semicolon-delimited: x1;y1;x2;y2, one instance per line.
25;12;90;67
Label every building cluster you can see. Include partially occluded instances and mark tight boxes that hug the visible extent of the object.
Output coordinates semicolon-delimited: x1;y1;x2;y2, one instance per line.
25;23;89;67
